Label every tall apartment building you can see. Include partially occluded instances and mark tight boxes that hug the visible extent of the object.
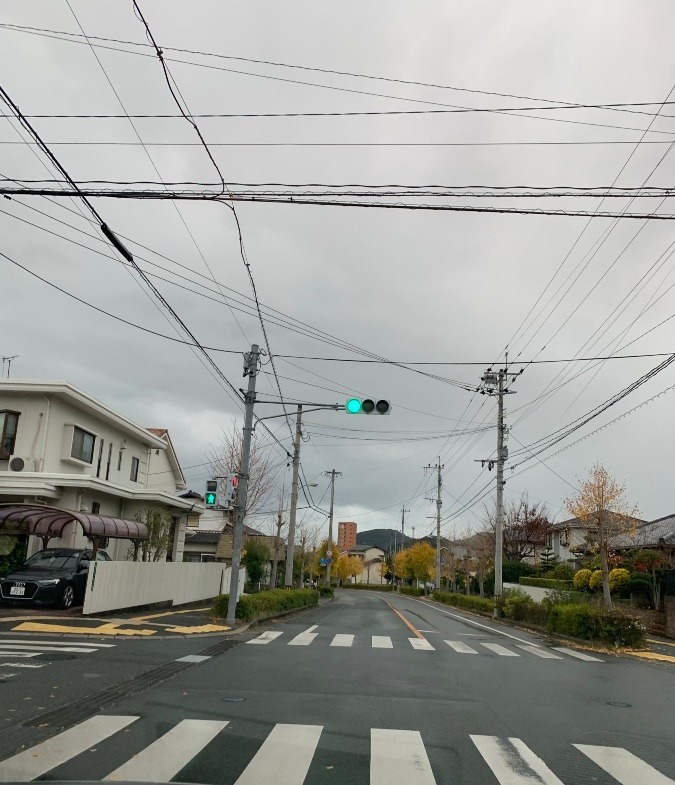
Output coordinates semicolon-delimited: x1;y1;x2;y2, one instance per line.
338;520;357;550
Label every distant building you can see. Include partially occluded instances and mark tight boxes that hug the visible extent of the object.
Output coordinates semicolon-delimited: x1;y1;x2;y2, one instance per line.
338;521;357;550
340;544;386;584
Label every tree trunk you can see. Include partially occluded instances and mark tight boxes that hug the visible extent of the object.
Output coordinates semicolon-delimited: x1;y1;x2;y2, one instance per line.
599;542;612;610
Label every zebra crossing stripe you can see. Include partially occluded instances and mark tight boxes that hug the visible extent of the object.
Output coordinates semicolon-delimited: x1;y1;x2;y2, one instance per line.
445;640;478;654
0;639;114;648
330;634;354;647
370;729;436;784
470;735;565;785
553;647;603;662
234;724;322;785
0;644;102;654
0;652;40;658
372;636;393;648
480;643;519;657
409;638;435;651
0;662;45;668
516;645;563;659
247;631;283;645
0;714;138;783
103;719;228;782
288;633;318;646
574;744;675;785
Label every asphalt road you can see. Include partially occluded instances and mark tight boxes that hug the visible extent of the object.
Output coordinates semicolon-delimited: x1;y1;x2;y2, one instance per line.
0;589;673;784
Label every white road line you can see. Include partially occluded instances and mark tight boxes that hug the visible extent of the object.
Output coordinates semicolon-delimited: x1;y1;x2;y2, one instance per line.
247;631;283;645
0;662;45;668
288;633;318;646
304;625;318;633
103;719;228;782
409;638;435;651
445;640;478;654
404;597;542;647
470;735;565;785
234;724;322;785
553;647;603;662
0;652;40;658
480;643;519;657
372;636;393;649
370;729;436;785
175;655;211;663
0;639;115;648
574;744;675;785
0;714;138;783
516;645;563;660
330;634;354;647
0;644;101;654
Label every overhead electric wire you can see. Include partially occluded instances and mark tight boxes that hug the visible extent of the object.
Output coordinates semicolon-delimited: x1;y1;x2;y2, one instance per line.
4;139;675;147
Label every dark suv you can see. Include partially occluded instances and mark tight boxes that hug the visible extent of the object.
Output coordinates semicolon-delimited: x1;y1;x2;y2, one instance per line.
0;548;110;609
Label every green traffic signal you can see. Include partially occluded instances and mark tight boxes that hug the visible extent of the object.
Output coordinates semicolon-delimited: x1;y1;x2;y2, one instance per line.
345;397;391;415
205;491;217;506
346;398;362;414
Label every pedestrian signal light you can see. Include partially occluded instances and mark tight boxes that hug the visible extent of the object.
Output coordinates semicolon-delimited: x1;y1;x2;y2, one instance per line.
205;480;218;507
345;397;391;415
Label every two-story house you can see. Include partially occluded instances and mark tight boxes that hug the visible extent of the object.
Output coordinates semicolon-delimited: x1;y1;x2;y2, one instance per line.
0;379;202;563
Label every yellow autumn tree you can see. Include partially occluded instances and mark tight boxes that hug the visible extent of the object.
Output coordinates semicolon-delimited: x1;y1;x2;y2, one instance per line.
395;542;435;586
564;463;639;610
346;556;362;582
335;554;352;584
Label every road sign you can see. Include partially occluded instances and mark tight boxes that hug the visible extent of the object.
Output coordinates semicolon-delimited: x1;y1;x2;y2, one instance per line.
319;558;327;566
325;557;333;565
327;550;333;557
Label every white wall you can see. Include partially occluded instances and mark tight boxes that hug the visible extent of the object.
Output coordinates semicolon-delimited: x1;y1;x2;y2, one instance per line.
503;581;549;602
83;561;245;615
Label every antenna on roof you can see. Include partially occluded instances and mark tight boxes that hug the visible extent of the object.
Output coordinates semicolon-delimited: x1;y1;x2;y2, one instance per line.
1;355;18;378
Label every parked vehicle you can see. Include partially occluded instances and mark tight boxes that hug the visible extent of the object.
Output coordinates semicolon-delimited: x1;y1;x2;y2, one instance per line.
0;548;110;609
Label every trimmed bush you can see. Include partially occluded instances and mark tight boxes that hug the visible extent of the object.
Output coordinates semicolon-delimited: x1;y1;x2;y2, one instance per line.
573;569;592;591
318;586;334;597
589;570;603;591
551;563;575;581
433;591;494;614
502;561;537;583
547;603;645;647
399;586;425;596
502;588;547;625
519;577;573;590
339;583;393;591
212;588;318;622
609;568;630;592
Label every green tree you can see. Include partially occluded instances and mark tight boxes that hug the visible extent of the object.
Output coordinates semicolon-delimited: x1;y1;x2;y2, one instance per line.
632;549;668;610
242;538;271;588
134;506;173;562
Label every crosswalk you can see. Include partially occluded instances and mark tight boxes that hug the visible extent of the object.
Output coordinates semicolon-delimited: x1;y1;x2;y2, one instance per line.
0;715;670;784
0;637;114;679
245;629;604;662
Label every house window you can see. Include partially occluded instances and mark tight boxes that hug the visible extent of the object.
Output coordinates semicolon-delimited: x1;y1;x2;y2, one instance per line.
130;457;140;482
0;411;20;459
71;427;95;464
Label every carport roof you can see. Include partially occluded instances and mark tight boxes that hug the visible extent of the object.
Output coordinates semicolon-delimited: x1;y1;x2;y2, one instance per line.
0;504;149;541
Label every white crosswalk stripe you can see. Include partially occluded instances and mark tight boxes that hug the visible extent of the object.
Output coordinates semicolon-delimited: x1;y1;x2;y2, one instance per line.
574;744;675;785
445;640;478;654
552;647;603;662
247;631;284;645
480;643;520;657
409;637;435;651
0;716;670;784
372;635;393;648
288;632;318;646
515;645;563;659
330;634;354;647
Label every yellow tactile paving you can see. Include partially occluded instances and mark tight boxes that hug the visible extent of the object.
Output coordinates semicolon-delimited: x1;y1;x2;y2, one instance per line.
624;650;675;664
12;621;156;636
165;623;230;634
128;607;212;623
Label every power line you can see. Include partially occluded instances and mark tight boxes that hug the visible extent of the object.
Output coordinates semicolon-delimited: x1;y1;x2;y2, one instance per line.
4;139;675;147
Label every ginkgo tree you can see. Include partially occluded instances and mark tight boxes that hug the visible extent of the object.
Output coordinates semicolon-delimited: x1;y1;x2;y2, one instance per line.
565;463;639;610
395;542;436;588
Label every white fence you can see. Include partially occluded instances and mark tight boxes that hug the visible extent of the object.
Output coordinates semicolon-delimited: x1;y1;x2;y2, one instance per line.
83;561;244;615
503;581;549;602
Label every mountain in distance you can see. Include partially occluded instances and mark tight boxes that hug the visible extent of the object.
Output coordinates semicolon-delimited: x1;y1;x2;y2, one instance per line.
356;528;415;552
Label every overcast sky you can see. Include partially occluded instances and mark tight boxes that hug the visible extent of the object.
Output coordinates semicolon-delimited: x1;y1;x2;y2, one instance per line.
2;1;675;541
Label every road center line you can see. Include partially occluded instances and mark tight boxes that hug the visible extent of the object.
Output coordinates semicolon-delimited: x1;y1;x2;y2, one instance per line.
384;600;425;639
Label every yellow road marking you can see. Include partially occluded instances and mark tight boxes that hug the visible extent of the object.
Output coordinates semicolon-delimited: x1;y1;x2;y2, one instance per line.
165;624;230;634
647;638;675;648
624;650;675;664
12;621;156;636
128;607;212;623
384;600;425;639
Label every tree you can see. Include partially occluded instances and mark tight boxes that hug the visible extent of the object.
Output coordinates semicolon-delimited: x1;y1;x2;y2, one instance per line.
573;568;592;591
346;556;362;583
206;419;281;518
242;538;271;588
314;539;338;581
632;549;668;610
485;493;550;562
471;532;494;597
134;506;173;562
565;463;639;610
397;542;435;587
335;554;352;584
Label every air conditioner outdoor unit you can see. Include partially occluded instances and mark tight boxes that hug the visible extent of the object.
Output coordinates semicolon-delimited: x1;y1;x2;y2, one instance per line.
8;455;36;472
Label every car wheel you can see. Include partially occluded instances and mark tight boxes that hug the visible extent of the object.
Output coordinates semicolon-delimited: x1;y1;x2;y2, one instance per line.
59;582;75;609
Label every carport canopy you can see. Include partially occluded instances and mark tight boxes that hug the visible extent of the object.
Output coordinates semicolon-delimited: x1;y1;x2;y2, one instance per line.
0;504;149;542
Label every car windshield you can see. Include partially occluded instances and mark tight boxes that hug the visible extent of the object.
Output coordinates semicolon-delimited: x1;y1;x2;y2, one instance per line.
21;551;81;570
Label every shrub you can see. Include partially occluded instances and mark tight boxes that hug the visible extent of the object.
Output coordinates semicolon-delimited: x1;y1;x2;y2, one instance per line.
519;577;573;590
573;569;592;590
502;561;537;583
589;570;603;591
212;588;318;622
399;586;424;596
551;563;575;581
318;586;334;597
339;583;392;591
546;603;645;647
609;568;630;592
433;591;494;614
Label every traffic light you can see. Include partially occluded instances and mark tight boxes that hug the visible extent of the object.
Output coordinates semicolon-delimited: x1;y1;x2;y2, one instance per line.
223;473;239;510
205;479;218;507
345;397;391;415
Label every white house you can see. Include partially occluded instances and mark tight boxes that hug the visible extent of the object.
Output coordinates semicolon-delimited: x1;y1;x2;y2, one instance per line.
0;379;202;562
340;544;386;584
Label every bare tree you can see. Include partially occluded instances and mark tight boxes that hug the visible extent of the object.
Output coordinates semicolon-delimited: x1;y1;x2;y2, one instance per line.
206;419;281;519
484;493;550;562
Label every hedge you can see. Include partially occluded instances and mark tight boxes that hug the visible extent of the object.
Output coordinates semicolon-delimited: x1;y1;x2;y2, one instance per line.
340;584;393;591
399;586;425;596
433;591;494;614
519;577;573;590
318;586;334;597
547;603;645;648
212;588;318;622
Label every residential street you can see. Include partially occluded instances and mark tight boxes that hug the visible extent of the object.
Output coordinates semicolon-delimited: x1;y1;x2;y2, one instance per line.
0;590;672;784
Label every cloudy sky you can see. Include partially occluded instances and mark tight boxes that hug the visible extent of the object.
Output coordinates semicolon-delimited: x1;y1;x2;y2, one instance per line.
2;1;674;541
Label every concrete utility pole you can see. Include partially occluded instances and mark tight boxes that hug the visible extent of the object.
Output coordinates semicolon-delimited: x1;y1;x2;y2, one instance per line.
401;506;409;545
270;490;284;590
425;460;443;589
226;344;259;625
324;469;341;586
284;404;303;588
494;368;505;605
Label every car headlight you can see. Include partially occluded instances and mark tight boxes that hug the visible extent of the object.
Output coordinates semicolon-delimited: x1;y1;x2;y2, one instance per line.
38;578;61;586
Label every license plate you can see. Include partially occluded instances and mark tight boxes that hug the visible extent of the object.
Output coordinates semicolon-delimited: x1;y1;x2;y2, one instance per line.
10;586;25;596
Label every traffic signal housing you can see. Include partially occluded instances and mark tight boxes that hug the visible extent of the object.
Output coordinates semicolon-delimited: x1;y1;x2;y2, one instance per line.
345;397;391;415
205;480;218;507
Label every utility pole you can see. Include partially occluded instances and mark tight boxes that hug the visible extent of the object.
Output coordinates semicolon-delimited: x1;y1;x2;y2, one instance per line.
226;344;259;625
270;489;284;590
425;459;443;589
401;506;409;544
324;469;341;586
284;404;303;588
